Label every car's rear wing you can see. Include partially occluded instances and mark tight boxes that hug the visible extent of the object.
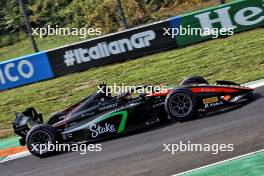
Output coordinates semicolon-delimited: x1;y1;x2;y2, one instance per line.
12;107;43;145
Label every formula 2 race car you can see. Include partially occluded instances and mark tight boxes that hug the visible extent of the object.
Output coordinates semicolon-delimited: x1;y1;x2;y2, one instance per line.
13;76;254;157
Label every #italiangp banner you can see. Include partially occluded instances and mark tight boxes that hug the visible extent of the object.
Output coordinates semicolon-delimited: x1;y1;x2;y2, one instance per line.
170;0;264;46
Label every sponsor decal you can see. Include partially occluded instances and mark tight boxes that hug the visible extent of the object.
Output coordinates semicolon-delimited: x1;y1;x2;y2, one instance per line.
204;101;223;109
95;111;128;134
229;95;244;102
0;60;34;84
47;20;176;77
90;123;116;138
171;0;264;46
194;1;264;32
0;52;54;91
63;30;156;67
203;97;219;104
98;103;118;111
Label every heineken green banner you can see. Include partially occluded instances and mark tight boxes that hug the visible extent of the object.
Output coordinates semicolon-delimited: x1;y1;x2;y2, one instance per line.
169;0;264;46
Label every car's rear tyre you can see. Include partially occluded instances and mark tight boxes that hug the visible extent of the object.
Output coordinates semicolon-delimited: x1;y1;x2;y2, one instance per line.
25;124;61;157
165;88;197;122
180;76;208;86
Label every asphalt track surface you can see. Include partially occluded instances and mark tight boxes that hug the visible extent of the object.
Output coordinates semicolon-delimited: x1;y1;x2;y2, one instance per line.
1;86;264;176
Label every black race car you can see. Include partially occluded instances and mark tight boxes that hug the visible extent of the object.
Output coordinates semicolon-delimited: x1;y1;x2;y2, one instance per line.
13;76;254;157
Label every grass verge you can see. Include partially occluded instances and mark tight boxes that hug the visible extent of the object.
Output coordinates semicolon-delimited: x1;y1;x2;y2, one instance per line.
0;28;263;138
0;35;84;62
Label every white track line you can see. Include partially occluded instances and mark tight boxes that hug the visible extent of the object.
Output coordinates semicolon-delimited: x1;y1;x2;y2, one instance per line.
172;149;264;176
1;79;264;164
242;79;264;88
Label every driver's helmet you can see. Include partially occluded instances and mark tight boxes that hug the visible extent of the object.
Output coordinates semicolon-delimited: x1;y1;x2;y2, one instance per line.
118;89;132;100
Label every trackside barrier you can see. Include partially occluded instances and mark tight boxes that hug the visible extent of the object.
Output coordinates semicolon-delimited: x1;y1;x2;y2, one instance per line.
46;20;178;77
0;52;54;91
170;0;264;46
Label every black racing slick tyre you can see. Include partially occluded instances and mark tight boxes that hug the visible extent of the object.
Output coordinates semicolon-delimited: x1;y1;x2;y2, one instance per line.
25;124;61;157
180;76;208;86
165;88;197;122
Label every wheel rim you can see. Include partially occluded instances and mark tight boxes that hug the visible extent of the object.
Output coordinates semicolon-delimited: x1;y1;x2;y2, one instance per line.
169;93;193;118
28;130;52;154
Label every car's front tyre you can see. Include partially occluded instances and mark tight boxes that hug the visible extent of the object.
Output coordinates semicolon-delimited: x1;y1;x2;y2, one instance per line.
165;88;197;122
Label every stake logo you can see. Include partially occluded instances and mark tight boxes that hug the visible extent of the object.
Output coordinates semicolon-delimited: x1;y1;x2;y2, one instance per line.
90;123;116;138
63;30;156;66
194;1;264;32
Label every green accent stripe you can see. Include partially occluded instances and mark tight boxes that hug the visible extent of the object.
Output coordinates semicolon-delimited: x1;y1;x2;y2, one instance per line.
95;111;128;134
117;111;128;133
